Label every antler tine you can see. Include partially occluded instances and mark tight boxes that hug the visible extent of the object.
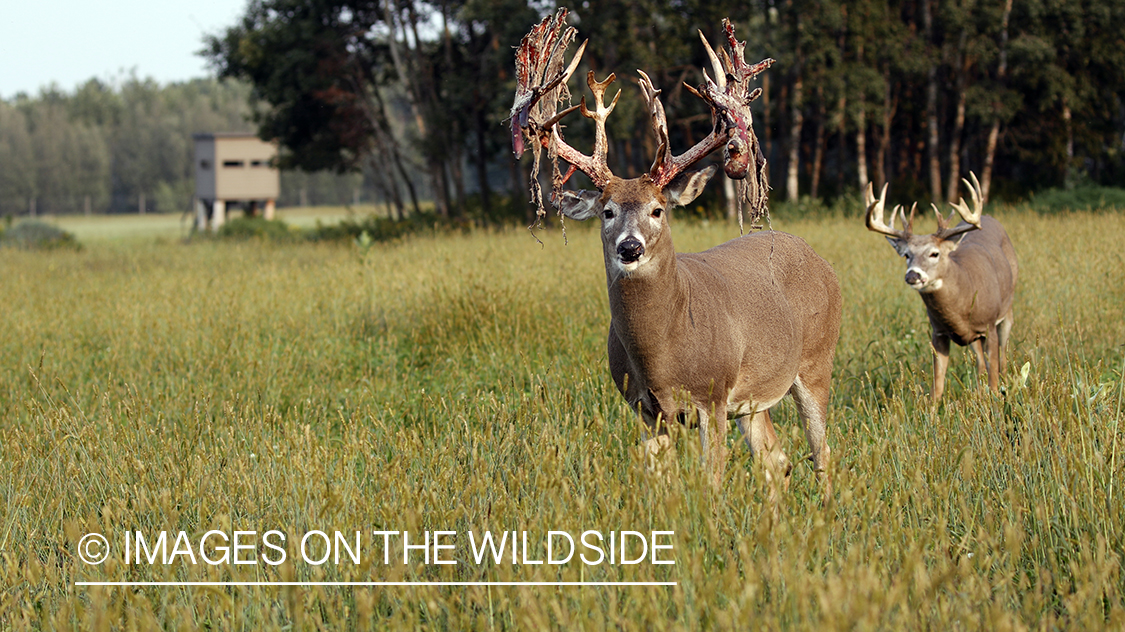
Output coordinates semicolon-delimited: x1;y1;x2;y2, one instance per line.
905;202;917;234
698;30;727;91
638;70;673;178
939;171;985;239
864;182;908;239
931;203;947;231
578;71;620;182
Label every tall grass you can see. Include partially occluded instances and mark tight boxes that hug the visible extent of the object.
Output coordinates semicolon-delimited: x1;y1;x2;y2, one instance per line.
1;209;1122;629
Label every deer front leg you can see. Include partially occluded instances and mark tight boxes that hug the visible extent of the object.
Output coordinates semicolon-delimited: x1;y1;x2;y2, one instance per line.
697;407;730;489
931;333;951;401
641;424;674;476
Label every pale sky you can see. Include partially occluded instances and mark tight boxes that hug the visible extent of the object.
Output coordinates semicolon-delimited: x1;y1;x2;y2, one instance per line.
0;0;248;99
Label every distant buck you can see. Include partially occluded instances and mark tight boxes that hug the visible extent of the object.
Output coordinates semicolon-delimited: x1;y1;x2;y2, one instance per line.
864;174;1018;400
511;12;842;494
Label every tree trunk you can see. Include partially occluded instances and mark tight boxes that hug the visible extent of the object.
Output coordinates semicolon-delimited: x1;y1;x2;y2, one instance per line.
431;159;449;218
810;86;826;199
855;43;868;192
856;105;868;192
787;75;803;201
876;68;895;190
475;108;492;216
946;31;969;202
981;0;1013;203
441;2;466;217
835;2;848;194
762;72;772;182
370;153;405;220
787;14;803;201
923;0;942;204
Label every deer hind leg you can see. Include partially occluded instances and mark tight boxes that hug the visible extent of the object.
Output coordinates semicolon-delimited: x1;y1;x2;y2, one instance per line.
985;324;1001;391
790;375;832;496
997;309;1014;375
970;338;989;386
736;409;791;493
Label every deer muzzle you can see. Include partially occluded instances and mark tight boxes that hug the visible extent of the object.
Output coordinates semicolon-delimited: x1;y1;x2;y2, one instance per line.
617;238;645;263
904;269;926;288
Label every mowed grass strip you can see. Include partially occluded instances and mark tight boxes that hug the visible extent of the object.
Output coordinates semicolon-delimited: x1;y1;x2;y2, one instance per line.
0;210;1122;629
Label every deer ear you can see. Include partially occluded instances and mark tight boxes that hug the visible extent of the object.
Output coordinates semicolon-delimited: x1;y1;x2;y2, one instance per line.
556;189;603;220
887;236;909;257
665;165;717;207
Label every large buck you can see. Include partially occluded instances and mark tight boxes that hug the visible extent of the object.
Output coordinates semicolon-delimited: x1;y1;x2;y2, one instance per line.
864;174;1018;400
511;12;842;495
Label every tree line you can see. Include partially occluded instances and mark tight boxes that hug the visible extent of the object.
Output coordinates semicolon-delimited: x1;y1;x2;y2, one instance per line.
3;0;1123;220
0;77;377;217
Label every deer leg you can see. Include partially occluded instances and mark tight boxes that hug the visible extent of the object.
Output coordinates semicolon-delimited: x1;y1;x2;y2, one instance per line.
970;338;989;382
642;431;674;474
790;376;832;496
697;407;729;489
932;333;951;401
736;410;791;492
986;324;1001;391
997;309;1014;375
640;411;674;476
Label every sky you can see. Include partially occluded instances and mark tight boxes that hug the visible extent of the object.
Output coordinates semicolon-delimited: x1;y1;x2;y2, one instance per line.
0;0;248;99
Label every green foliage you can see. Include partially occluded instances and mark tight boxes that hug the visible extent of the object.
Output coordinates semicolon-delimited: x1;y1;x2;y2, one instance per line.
305;211;443;243
214;216;294;241
0;220;80;250
1027;185;1125;213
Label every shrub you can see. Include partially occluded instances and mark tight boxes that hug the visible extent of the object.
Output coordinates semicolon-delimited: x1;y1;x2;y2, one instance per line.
1027;185;1125;213
215;217;294;241
305;212;442;243
0;220;80;250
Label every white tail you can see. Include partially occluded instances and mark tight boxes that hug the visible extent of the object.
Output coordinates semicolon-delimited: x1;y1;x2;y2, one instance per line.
512;12;842;497
864;173;1019;400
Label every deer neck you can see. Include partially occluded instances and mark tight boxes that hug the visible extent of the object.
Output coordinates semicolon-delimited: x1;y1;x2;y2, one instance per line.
604;230;688;356
919;257;975;323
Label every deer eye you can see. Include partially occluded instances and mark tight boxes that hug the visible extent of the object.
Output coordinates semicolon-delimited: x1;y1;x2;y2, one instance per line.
652;208;664;218
929;251;940;259
603;209;615;219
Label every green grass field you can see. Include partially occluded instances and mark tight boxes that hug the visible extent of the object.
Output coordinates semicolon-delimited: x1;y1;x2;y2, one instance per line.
1;208;1123;629
36;205;380;243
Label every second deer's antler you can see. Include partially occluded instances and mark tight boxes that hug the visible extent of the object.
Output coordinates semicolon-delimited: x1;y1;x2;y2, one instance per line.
937;172;984;239
865;182;915;240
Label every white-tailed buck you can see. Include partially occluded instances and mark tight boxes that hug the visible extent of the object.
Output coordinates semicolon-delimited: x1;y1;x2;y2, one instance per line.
864;174;1018;400
511;12;842;495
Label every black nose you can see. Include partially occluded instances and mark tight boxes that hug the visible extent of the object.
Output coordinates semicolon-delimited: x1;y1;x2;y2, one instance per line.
905;270;922;285
617;239;644;263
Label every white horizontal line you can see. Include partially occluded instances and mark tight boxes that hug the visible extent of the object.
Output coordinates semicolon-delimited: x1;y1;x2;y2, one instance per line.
75;581;676;587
